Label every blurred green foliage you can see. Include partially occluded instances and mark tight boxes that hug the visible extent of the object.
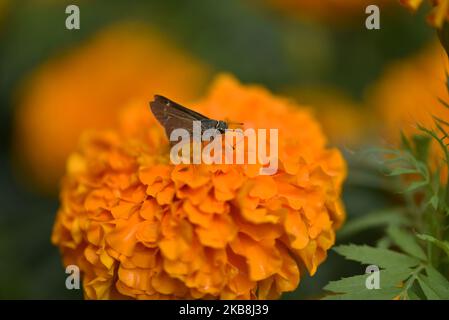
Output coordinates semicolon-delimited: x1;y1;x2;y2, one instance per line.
0;0;437;299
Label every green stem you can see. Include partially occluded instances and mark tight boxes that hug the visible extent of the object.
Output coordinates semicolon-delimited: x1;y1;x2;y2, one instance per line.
400;265;424;300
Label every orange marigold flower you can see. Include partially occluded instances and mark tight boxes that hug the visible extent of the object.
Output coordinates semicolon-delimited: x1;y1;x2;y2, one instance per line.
400;0;449;28
283;87;374;147
51;74;347;300
372;43;448;140
13;21;209;193
372;42;449;175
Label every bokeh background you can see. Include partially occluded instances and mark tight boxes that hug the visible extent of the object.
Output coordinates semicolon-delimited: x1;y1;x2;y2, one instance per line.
0;0;442;299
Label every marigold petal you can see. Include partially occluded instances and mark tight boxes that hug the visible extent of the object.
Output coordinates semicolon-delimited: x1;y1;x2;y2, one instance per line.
183;200;213;228
249;176;278;200
274;244;300;292
111;201;136;219
156;185;175;205
230;234;282;281
284;209;309;249
118;266;152;292
105;213;142;256
241;207;280;224
139;165;171;185
139;199;160;221
130;245;158;268
171;165;210;188
136;220;160;245
196;215;237;248
152;272;186;295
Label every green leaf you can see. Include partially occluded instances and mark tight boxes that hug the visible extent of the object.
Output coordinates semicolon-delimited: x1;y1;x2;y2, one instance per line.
422;266;449;299
337;209;407;239
411;134;431;162
387;227;427;261
324;267;412;294
438;98;449;114
334;244;420;269
418;277;442;300
376;237;392;249
387;168;419;176
416;234;449;258
324;287;402;300
400;131;412;152
421;122;449;168
406;180;428;192
324;274;370;293
428;194;439;210
407;289;421;300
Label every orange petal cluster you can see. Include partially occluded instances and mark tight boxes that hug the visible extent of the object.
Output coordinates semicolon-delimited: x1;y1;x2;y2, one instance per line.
52;74;346;299
400;0;449;27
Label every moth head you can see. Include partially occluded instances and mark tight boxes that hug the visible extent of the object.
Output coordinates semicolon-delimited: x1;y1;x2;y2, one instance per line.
216;120;228;133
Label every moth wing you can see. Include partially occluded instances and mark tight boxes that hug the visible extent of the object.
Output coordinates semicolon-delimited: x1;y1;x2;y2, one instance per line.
150;98;196;140
153;95;210;120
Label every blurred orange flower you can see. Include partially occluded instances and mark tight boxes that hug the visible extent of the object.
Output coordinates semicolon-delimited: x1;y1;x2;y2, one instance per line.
372;43;449;176
13;21;209;193
52;74;346;300
400;0;449;28
372;43;448;141
284;87;373;147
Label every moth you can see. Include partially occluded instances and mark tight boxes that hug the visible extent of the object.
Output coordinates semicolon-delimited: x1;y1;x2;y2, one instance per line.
149;95;231;141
